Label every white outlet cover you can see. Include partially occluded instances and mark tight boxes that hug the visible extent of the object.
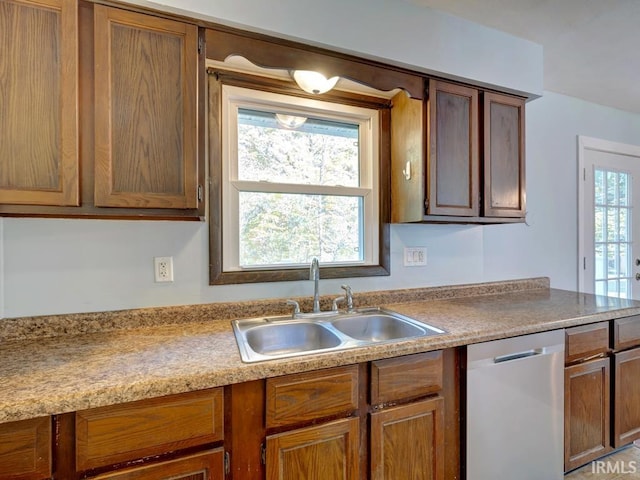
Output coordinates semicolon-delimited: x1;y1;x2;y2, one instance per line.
154;256;174;282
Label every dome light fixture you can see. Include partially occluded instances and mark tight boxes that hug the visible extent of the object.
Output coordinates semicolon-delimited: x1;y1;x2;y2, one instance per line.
275;113;307;129
292;70;339;94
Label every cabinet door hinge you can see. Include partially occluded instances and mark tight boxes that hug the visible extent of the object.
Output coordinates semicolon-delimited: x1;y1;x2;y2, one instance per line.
224;451;230;475
260;443;266;465
197;184;203;202
424;197;429;214
198;35;204;55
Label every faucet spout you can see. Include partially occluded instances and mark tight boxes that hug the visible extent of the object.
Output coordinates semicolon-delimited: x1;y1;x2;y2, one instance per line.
310;257;320;313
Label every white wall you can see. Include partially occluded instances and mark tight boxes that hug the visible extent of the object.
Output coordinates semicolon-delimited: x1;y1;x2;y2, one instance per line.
4;4;640;319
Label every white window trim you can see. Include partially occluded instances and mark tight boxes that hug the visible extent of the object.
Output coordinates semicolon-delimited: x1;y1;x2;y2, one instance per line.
221;85;380;272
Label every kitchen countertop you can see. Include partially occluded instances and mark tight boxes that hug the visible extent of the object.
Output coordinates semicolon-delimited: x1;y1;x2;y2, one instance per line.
1;277;639;424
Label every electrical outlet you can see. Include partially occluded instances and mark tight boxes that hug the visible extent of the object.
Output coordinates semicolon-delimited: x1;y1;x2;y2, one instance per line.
403;247;427;267
154;256;174;282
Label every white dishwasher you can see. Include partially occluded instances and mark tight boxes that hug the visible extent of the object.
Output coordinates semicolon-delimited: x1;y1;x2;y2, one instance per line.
466;329;565;480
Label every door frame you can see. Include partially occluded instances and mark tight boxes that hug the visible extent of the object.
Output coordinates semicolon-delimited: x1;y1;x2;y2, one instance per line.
578;135;640;294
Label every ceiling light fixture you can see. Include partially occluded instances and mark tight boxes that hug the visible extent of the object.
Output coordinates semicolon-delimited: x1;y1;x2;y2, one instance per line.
292;70;339;94
274;113;307;129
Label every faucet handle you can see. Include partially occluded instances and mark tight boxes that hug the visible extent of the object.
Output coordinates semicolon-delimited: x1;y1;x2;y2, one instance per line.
332;296;345;312
341;285;354;311
286;299;301;318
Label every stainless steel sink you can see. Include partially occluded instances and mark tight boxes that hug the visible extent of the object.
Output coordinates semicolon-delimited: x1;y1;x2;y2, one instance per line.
330;313;427;342
232;308;444;363
244;321;341;357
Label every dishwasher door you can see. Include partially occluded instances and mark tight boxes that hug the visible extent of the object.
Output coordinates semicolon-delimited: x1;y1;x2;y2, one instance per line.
466;329;565;480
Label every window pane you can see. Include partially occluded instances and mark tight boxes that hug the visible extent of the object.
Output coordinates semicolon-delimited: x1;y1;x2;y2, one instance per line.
608;279;619;297
620;279;630;299
619;172;629;206
595;243;605;280
595;206;605;242
619;207;629;241
607;243;619;278
595;280;606;296
607;171;617;204
607;207;618;242
237;108;359;187
595;169;605;205
620;243;629;277
238;192;363;266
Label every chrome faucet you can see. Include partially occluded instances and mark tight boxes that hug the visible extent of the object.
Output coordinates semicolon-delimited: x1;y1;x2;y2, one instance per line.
310;257;321;313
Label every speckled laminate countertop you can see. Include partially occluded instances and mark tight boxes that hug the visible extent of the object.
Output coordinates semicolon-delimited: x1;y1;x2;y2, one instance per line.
1;277;639;424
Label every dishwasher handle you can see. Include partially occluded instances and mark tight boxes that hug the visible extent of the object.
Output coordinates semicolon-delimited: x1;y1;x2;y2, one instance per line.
493;348;543;363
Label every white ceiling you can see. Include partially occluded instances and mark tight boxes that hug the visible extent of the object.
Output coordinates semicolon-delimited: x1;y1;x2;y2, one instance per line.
409;0;640;113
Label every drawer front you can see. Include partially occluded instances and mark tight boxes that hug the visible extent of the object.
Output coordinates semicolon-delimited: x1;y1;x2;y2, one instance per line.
371;351;443;405
88;448;224;479
0;417;51;480
266;365;359;428
76;388;223;471
613;315;640;351
565;322;610;364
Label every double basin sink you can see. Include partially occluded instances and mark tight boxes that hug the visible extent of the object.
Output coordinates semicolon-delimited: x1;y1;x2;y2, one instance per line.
232;308;445;363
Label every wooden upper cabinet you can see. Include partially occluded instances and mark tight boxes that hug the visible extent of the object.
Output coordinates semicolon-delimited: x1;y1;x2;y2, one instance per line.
0;0;78;206
94;5;199;209
483;92;525;217
427;80;479;217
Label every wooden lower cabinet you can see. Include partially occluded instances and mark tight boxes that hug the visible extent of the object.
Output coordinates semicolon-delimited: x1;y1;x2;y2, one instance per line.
564;356;611;471
265;417;359;480
613;347;640;447
87;449;224;479
0;417;51;480
370;397;444;480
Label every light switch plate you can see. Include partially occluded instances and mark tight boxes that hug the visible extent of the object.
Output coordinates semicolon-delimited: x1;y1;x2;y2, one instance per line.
404;247;427;267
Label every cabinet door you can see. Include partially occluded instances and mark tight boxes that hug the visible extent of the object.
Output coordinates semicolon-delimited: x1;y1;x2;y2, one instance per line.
613;347;640;447
427;80;479;216
0;0;78;206
0;417;51;480
266;418;359;480
88;449;224;480
564;357;611;472
370;397;444;480
94;6;199;209
483;92;525;218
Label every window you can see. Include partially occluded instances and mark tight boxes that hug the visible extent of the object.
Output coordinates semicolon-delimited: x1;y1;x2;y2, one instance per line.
220;85;380;276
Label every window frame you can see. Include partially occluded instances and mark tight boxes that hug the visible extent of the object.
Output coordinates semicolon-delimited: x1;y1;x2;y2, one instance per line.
208;71;391;285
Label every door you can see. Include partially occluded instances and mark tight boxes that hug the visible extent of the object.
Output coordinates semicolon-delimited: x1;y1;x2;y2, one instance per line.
579;136;640;299
265;418;359;480
483;92;525;218
370;397;444;480
564;357;611;471
426;80;479;216
93;5;199;209
0;0;78;207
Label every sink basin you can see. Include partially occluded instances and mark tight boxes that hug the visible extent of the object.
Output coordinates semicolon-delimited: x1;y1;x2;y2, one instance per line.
330;313;428;341
244;322;341;357
232;308;445;363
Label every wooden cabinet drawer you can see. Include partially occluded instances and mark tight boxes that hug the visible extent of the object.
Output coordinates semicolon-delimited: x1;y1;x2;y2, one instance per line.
565;322;610;364
371;351;443;405
613;315;640;351
88;448;224;479
76;388;223;471
0;417;51;480
266;365;359;428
